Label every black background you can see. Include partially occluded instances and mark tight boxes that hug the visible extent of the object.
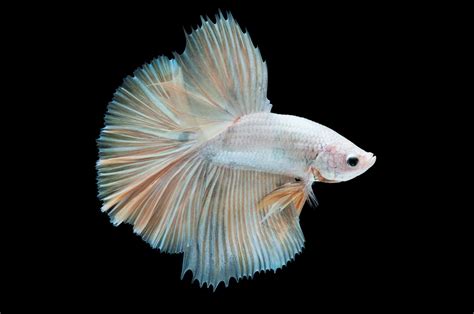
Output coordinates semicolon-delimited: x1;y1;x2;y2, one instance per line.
5;0;458;311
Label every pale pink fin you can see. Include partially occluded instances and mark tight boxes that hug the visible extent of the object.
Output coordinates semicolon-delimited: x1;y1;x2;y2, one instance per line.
97;13;286;287
174;11;271;119
181;166;304;289
97;55;217;253
258;182;308;222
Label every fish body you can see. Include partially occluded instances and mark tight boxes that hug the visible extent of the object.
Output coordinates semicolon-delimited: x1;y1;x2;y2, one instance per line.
202;112;375;181
97;12;376;289
202;113;322;179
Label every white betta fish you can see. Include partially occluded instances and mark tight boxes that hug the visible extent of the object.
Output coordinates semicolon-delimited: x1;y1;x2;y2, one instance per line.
97;12;376;289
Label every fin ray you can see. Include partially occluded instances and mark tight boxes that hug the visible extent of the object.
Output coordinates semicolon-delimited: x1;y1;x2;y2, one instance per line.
174;11;271;120
182;165;305;289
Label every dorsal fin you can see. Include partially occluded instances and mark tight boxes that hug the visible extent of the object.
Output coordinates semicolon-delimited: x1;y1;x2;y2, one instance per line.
174;11;271;120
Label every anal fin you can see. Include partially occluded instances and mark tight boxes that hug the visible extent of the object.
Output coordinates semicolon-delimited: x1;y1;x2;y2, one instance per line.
181;165;305;289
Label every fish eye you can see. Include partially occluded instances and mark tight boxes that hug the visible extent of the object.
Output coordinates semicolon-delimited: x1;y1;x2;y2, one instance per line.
346;155;359;167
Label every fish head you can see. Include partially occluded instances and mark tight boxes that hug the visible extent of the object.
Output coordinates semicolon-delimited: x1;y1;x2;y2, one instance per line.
311;140;376;183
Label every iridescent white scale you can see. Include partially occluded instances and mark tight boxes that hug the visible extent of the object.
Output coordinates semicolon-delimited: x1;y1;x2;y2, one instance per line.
202;112;335;178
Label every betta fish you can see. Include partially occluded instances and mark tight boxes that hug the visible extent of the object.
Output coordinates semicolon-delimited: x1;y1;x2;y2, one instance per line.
97;11;376;289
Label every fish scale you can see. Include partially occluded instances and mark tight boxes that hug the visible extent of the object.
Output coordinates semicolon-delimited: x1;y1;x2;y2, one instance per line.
202;112;324;178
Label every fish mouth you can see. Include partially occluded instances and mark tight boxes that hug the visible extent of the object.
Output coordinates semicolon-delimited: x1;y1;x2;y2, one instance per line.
367;153;376;168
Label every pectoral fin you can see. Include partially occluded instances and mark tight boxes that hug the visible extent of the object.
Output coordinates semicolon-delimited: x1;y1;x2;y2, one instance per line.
258;181;313;222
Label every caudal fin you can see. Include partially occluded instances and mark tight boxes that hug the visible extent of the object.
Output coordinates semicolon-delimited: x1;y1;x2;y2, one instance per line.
97;12;307;288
